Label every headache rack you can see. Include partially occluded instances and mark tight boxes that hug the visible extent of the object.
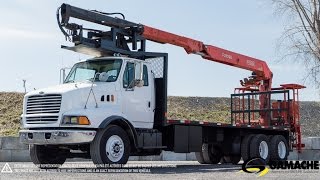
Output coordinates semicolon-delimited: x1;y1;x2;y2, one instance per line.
231;84;305;152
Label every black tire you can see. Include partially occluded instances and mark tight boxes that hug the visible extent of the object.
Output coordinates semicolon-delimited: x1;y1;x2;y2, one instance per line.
269;135;289;161
195;152;206;164
90;125;130;166
222;155;241;165
202;144;222;164
201;144;211;164
29;145;67;169
241;134;255;162
249;134;270;163
221;156;230;164
229;155;241;165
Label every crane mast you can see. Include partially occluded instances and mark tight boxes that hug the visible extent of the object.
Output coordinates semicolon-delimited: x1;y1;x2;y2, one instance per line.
57;4;305;151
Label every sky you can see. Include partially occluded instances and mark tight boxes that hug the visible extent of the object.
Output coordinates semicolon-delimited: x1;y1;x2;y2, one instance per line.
0;0;318;101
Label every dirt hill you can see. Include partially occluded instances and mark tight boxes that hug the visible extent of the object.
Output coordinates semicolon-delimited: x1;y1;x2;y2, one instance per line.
0;92;319;137
0;92;24;136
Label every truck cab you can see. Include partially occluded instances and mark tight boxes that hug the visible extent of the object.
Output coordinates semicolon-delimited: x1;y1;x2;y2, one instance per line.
20;57;161;166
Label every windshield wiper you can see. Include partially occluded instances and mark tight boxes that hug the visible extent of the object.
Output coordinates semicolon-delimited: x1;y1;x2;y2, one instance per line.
64;80;74;83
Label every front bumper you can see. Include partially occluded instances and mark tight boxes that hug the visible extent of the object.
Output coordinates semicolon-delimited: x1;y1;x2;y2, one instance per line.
19;129;96;145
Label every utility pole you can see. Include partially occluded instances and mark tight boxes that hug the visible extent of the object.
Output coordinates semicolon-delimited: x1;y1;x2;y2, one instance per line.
22;79;26;93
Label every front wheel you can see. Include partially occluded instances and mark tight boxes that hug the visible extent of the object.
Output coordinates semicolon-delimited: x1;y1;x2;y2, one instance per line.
90;125;130;166
29;145;68;169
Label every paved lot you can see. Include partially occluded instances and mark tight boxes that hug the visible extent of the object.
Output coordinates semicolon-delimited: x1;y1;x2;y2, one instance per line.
0;161;320;180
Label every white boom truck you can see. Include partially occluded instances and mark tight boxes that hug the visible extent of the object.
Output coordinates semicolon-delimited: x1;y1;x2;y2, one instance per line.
20;4;305;168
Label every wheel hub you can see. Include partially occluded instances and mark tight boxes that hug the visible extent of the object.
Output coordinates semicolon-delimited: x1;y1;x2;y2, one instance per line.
106;135;124;162
113;144;120;153
278;141;286;159
259;141;268;159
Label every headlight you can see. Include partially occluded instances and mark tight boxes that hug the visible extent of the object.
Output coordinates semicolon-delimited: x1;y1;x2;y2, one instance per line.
62;116;90;125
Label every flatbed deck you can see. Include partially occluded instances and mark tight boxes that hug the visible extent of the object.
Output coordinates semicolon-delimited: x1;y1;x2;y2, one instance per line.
165;119;291;131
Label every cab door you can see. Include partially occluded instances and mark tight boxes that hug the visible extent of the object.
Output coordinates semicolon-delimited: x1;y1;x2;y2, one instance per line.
121;61;154;128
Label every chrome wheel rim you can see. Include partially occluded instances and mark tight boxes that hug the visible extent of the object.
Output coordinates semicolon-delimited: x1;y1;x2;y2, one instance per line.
278;141;286;159
259;141;269;159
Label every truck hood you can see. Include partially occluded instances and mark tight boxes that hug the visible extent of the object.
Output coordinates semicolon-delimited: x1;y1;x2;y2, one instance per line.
22;81;119;128
24;82;116;116
26;82;94;96
25;81;117;110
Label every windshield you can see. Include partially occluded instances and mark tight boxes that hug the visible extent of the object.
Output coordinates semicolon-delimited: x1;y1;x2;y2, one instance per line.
64;59;122;83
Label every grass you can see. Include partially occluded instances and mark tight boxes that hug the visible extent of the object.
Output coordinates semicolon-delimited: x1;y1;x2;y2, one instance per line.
0;92;24;136
167;96;231;123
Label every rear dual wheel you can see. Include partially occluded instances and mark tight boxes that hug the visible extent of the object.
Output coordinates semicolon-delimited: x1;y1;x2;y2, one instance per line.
240;134;289;163
241;134;270;163
269;135;289;161
241;134;255;162
249;134;270;163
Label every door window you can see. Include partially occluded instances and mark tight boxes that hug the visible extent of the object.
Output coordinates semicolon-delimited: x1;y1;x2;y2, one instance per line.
143;65;148;86
123;62;135;88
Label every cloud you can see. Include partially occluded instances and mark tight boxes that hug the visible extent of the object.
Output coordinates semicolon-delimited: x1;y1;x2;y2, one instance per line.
0;27;58;40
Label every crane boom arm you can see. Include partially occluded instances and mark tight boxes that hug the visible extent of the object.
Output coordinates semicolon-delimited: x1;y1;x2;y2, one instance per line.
58;3;272;90
143;25;273;80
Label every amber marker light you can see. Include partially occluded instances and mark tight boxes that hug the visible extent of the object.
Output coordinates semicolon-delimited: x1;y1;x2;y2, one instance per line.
78;116;90;125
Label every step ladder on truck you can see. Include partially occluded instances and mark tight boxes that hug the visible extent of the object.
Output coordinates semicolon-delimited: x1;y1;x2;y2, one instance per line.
19;3;305;167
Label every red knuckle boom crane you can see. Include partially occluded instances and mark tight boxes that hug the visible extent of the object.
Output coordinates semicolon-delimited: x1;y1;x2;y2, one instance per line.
58;4;305;152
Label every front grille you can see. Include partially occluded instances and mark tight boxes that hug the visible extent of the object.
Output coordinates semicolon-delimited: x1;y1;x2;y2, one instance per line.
26;94;62;115
26;116;59;124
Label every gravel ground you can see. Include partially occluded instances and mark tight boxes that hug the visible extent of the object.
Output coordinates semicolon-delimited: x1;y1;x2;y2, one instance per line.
0;161;320;180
